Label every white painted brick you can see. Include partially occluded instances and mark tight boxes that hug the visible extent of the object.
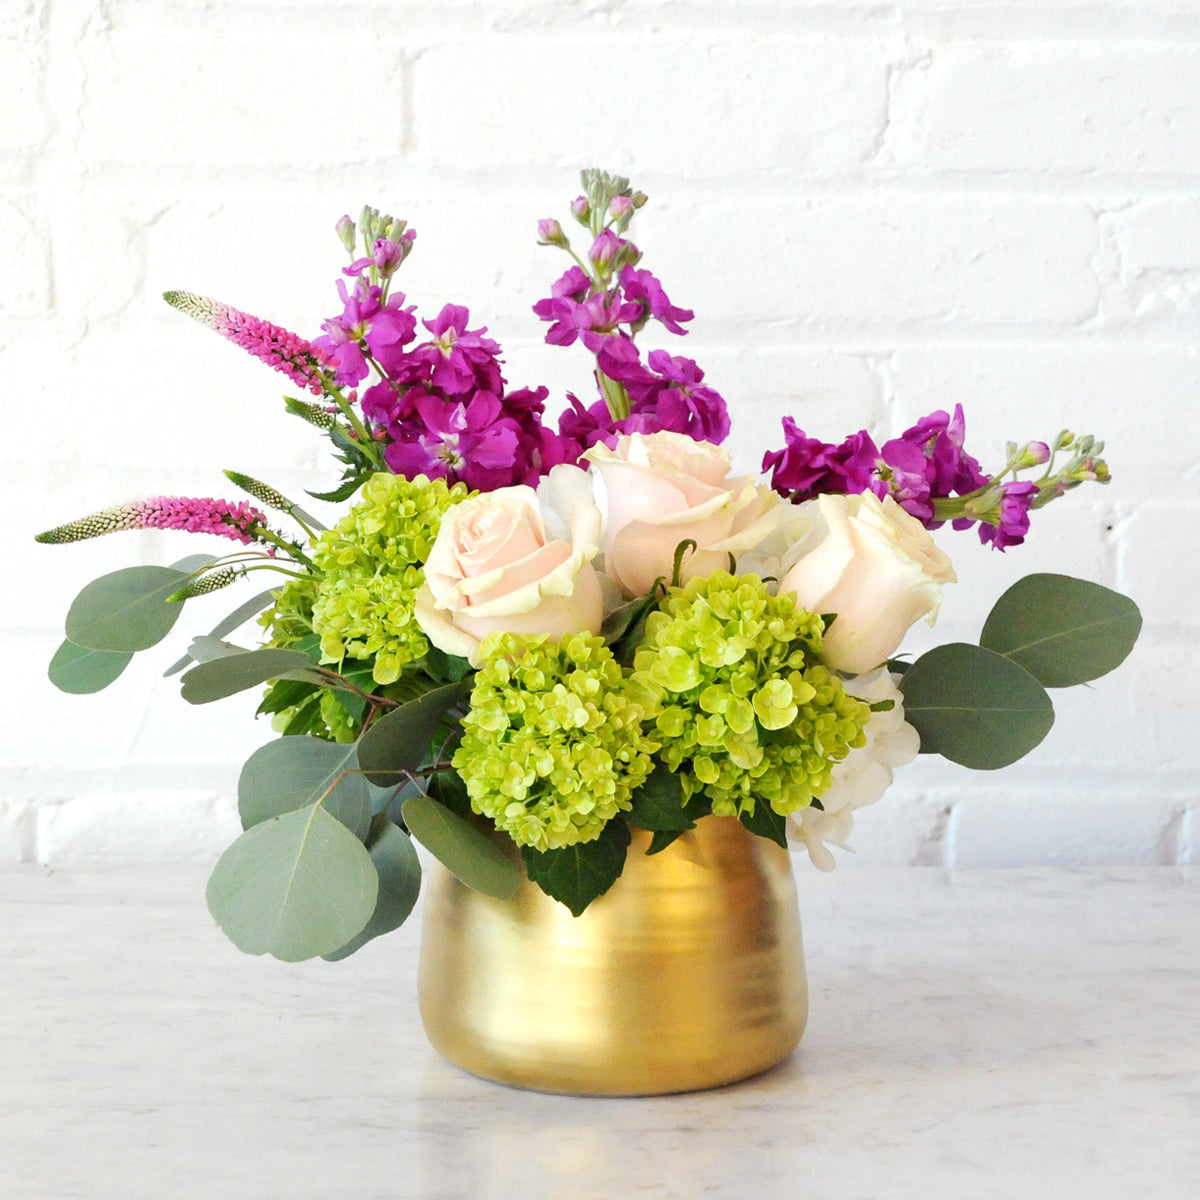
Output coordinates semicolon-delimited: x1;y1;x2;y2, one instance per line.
1119;503;1200;629
0;796;35;863
36;791;241;863
0;36;50;157
889;41;1200;173
76;28;406;167
52;201;148;325
649;197;1101;327
0;198;51;315
417;35;889;174
948;791;1183;868
887;343;1200;501
1181;808;1197;866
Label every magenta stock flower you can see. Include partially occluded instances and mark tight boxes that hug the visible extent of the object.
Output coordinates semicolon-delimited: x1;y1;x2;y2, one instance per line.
403;305;504;397
618;266;694;334
977;481;1039;550
880;405;989;509
313;279;418;386
162;291;334;396
36;496;270;547
762;423;881;501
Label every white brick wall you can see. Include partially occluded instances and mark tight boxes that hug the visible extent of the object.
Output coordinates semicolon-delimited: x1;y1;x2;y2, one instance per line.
8;0;1197;866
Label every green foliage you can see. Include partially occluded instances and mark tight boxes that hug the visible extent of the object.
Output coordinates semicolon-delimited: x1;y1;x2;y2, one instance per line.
738;798;788;848
48;639;132;694
65;565;192;652
237;737;381;839
356;681;469;787
980;573;1142;688
164;588;277;677
322;815;422;960
520;818;632;916
899;643;1055;769
205;803;377;962
180;647;318;704
401;794;519;899
626;763;693;833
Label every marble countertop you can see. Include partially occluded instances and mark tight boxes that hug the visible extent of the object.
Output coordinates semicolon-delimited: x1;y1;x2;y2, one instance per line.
2;863;1197;1199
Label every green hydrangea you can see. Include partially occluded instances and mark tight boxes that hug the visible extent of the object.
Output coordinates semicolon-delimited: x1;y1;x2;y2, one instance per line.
452;633;660;852
308;472;469;685
630;571;871;819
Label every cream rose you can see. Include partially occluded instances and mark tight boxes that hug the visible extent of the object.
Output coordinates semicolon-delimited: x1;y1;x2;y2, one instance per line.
414;476;604;666
779;491;956;675
583;431;785;598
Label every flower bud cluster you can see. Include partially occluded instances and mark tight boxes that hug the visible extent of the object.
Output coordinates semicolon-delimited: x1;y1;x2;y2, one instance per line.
630;571;871;819
452;632;660;852
305;473;469;685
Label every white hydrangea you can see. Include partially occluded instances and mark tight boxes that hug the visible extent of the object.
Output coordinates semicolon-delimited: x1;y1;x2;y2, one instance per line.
788;666;919;870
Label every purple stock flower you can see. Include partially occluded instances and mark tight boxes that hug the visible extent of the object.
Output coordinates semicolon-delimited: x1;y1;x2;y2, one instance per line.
978;481;1039;550
628;351;729;443
762;422;882;501
313;279;418;386
405;304;504;397
618;266;694;335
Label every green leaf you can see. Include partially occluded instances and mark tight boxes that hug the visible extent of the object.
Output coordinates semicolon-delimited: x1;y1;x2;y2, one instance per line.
205;803;378;961
256;676;321;718
322;816;422;960
356;681;469;787
238;737;373;839
900;643;1055;769
647;829;687;855
739;800;787;849
180;648;318;704
626;763;694;832
48;639;133;694
164;589;278;676
65;565;189;652
979;572;1142;688
521;819;632;917
307;474;367;503
602;589;663;666
423;644;474;683
401;794;519;900
426;769;472;819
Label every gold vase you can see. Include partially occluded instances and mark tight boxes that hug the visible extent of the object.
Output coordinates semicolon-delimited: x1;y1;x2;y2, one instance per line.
417;816;808;1096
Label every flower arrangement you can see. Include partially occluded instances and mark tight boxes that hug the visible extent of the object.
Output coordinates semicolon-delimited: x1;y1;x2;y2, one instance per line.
38;170;1141;962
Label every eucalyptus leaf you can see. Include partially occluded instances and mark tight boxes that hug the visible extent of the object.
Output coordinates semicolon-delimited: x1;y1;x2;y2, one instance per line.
401;794;519;900
187;635;253;662
238;737;373;839
520;819;632;917
164;589;278;676
900;643;1055;769
979;573;1142;688
180;648;318;704
356;682;469;787
48;639;133;694
170;553;219;574
65;565;189;652
322;816;422;960
205;803;378;962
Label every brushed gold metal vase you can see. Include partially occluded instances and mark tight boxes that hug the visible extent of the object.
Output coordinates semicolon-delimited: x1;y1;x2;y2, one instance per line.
417;817;808;1095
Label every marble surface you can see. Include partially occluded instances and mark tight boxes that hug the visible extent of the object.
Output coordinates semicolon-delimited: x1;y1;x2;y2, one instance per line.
2;863;1197;1200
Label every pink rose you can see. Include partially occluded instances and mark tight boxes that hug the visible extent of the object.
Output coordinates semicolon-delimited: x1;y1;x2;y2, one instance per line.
414;476;604;665
583;431;784;598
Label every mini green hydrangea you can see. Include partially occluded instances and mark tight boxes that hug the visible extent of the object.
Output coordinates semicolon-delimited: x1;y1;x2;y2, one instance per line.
452;632;660;852
630;571;871;819
308;473;469;685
